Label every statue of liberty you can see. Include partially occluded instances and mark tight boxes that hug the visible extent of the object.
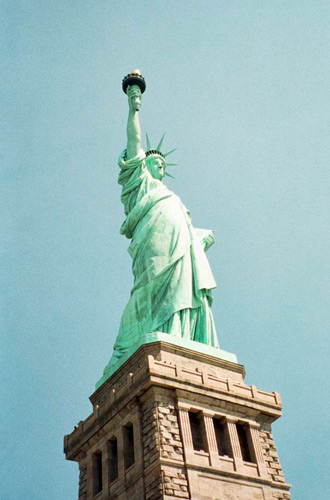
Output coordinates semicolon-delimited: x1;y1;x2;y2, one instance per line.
104;70;220;375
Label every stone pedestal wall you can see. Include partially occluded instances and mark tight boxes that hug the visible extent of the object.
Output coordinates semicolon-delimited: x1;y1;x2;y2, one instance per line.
64;342;291;500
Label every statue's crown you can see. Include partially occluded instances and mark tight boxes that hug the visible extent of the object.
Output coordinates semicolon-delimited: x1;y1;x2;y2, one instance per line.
146;149;165;159
145;134;177;178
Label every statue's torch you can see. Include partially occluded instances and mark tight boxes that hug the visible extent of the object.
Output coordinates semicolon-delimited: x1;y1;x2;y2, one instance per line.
122;69;146;111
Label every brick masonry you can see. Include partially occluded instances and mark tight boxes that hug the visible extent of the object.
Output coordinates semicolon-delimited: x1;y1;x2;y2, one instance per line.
272;493;291;500
163;467;189;498
144;467;163;500
259;429;286;484
158;404;184;462
142;396;190;499
142;400;161;471
78;465;87;500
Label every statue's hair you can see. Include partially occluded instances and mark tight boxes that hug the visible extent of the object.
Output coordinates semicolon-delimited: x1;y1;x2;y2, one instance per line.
146;149;164;159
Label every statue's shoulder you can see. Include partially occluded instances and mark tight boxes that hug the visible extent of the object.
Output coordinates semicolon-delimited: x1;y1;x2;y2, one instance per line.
118;148;146;169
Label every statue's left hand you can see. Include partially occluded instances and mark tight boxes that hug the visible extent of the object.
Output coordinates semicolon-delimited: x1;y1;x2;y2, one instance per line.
203;231;215;252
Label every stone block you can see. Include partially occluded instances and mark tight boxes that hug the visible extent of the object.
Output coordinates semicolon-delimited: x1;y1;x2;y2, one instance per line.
173;491;189;498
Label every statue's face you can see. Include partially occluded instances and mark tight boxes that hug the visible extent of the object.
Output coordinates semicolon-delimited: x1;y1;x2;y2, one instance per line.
146;154;165;180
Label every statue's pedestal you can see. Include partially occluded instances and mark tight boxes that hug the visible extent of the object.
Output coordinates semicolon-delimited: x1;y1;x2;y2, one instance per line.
64;341;291;500
96;332;238;389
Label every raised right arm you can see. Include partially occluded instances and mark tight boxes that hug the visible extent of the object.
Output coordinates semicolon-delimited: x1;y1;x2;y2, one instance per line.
126;85;142;160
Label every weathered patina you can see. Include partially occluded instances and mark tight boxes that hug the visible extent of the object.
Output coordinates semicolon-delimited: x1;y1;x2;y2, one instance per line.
102;70;225;380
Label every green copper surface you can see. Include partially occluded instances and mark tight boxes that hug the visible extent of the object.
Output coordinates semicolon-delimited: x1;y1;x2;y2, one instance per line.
98;75;237;387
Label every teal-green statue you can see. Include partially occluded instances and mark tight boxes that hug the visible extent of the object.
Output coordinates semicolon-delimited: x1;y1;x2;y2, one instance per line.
98;70;236;386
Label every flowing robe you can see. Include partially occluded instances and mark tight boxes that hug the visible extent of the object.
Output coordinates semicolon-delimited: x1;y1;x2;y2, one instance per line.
109;149;219;368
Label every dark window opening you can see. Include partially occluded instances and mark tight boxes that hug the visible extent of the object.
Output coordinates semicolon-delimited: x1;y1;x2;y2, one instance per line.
236;423;254;463
108;437;118;482
189;412;206;452
213;418;232;457
123;423;135;469
92;451;102;495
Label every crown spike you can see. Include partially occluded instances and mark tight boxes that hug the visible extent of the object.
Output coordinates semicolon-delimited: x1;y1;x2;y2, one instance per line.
146;133;151;150
165;171;175;179
163;148;177;158
165;163;178;167
156;133;165;151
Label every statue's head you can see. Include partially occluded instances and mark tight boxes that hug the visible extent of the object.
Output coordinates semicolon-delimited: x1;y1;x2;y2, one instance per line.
146;154;166;180
145;134;177;181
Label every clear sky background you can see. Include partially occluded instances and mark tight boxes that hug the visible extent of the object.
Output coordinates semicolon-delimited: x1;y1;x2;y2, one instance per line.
2;1;330;499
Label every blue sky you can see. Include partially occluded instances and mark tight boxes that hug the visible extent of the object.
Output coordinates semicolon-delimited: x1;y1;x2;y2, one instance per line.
2;1;330;499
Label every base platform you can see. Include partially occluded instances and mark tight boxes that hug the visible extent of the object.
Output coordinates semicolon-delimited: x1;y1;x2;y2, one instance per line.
96;332;238;389
64;341;291;500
